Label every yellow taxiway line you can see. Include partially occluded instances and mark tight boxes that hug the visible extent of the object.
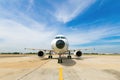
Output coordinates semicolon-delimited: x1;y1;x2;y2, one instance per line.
59;67;63;80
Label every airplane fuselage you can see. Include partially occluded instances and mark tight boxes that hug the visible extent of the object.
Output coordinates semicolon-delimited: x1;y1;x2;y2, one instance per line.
51;35;69;54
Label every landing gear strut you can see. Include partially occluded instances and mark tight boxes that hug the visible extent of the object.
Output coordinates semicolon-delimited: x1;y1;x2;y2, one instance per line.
58;54;62;63
58;58;62;63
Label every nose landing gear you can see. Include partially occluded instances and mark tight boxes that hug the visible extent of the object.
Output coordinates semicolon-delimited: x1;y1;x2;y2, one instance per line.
58;58;62;63
58;54;62;63
67;56;71;59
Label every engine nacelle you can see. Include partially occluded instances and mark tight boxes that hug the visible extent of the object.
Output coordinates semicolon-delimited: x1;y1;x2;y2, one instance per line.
74;51;82;57
38;51;45;57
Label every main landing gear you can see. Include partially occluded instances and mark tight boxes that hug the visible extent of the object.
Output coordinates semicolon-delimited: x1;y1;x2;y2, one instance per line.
67;51;72;59
48;51;52;59
48;55;52;59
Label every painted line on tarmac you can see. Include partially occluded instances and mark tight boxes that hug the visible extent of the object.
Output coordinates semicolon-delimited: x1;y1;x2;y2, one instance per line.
17;60;49;80
59;67;64;80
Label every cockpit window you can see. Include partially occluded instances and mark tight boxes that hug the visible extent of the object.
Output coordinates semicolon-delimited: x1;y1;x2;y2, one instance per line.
55;36;66;39
55;37;60;39
61;37;66;39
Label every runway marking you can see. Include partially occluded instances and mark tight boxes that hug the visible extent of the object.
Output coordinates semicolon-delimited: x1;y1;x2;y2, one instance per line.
59;67;64;80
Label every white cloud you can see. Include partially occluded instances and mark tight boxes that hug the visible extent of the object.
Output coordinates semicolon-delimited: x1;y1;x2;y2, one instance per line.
100;39;120;43
53;0;96;23
0;1;57;52
0;19;57;52
66;26;120;45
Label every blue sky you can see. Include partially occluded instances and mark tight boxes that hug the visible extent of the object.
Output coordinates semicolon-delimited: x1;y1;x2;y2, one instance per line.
0;0;120;53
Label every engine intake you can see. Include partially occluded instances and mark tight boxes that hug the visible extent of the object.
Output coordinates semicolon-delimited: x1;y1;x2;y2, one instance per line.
38;51;45;57
74;51;82;57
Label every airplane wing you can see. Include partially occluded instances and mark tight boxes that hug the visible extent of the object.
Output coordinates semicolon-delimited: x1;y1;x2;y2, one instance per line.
24;48;54;58
24;48;52;51
68;48;95;51
24;48;53;53
67;48;95;57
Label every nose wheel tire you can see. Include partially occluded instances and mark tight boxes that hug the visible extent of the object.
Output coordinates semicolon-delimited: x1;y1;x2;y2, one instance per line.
67;56;71;59
58;58;62;63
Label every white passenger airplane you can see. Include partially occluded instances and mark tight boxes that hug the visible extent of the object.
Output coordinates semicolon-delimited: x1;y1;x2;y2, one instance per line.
25;35;91;63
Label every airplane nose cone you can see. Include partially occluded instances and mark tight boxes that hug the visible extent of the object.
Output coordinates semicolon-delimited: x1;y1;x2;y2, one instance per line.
56;40;65;49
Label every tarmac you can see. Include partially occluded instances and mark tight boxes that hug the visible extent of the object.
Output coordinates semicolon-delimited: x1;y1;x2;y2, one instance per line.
0;54;120;80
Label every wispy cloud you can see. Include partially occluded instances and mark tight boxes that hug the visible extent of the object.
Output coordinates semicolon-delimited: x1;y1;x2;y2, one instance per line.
0;1;57;52
0;19;56;49
53;0;96;23
66;25;120;45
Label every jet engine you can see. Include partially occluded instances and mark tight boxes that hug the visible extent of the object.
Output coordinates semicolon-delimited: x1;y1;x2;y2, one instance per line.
74;51;82;57
38;51;45;57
